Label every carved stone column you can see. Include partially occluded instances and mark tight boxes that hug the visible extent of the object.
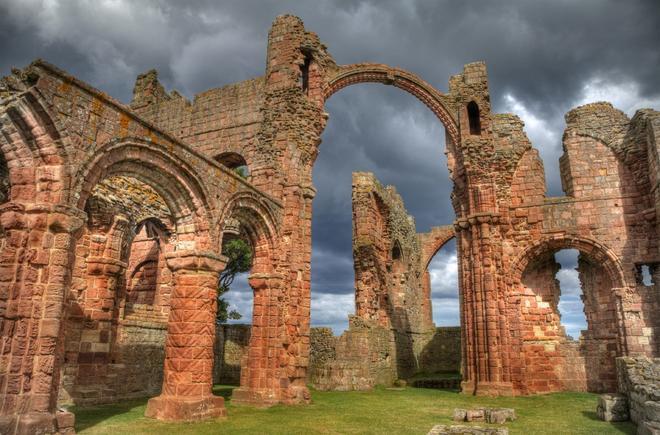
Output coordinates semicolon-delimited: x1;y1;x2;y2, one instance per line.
145;250;227;421
0;202;85;435
456;212;513;396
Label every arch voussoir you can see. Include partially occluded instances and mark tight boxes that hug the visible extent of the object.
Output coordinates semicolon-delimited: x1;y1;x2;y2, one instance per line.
324;64;460;144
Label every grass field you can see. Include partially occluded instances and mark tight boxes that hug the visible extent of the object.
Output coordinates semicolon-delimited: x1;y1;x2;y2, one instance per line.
71;385;635;434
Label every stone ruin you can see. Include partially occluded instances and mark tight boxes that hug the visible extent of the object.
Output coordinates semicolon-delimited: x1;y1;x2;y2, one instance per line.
0;13;658;434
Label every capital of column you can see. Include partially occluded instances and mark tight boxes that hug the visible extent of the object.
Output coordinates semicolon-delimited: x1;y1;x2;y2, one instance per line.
454;212;501;232
86;257;127;276
165;250;227;274
0;201;86;233
283;182;316;199
248;272;284;290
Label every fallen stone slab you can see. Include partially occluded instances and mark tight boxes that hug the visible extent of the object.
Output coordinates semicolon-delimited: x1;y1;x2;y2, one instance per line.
428;425;509;435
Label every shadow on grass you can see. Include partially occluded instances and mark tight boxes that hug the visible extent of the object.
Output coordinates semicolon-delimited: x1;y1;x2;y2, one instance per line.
72;397;149;433
72;386;237;432
580;411;636;434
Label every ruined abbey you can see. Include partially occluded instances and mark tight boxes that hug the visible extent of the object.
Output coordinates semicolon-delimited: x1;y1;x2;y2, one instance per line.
0;14;658;434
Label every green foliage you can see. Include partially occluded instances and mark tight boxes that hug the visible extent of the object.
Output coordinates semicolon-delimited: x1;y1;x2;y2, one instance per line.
217;238;252;324
234;165;249;179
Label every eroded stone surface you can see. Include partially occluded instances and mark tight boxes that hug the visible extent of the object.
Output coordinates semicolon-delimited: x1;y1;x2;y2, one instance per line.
617;356;660;430
597;394;629;422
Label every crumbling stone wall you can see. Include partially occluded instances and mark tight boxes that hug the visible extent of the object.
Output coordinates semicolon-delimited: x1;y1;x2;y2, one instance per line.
308;317;396;391
211;324;461;389
352;172;429;334
306;173;460;390
616;356;660;432
0;58;281;431
501;103;660;395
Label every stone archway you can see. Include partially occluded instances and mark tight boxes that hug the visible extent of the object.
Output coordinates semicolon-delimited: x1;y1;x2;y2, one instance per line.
69;138;227;421
216;191;287;406
324;64;460;146
509;236;628;394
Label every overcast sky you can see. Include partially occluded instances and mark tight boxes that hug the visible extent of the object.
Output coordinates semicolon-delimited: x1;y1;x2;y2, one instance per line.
2;0;659;338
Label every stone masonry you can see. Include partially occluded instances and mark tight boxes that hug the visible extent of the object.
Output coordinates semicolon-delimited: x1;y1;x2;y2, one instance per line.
616;356;660;433
0;13;658;434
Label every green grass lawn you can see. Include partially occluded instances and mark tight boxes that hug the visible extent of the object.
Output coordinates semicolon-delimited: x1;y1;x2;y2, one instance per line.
71;386;636;435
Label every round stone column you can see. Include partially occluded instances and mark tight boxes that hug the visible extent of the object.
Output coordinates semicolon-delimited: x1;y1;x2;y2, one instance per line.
144;250;227;421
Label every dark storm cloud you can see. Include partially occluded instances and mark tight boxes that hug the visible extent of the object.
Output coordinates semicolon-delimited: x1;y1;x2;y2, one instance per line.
1;0;658;334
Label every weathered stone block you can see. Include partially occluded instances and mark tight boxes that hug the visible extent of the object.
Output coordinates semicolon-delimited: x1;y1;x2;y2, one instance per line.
466;408;485;422
428;425;508;435
486;408;516;424
453;408;467;421
596;394;629;422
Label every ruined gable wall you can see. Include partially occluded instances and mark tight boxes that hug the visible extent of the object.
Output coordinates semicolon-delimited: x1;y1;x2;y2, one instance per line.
131;73;266;174
352;172;427;334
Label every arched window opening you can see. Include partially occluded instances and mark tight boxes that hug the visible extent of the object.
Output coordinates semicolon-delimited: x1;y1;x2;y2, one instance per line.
428;238;459;327
0;152;9;204
554;249;587;341
520;247;620;392
421;237;461;382
214;211;270;387
63;174;176;405
391;241;402;261
215;152;249;178
467;101;481;136
300;51;312;94
127;260;158;305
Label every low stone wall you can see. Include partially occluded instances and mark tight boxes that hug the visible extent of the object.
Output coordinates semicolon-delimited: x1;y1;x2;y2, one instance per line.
616;356;660;433
58;304;168;406
59;320;462;407
308;317;397;391
418;327;461;374
213;324;251;385
212;322;462;391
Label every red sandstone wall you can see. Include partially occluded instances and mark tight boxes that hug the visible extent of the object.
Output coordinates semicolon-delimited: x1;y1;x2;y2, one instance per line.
1;16;659;433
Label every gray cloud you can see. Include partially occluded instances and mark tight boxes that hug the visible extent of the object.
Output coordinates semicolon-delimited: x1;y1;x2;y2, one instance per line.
1;0;658;335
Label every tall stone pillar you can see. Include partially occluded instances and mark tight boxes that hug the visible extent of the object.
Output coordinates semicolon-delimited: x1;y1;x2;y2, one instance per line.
231;272;284;407
283;183;315;404
0;202;85;435
456;212;513;396
145;250;226;422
